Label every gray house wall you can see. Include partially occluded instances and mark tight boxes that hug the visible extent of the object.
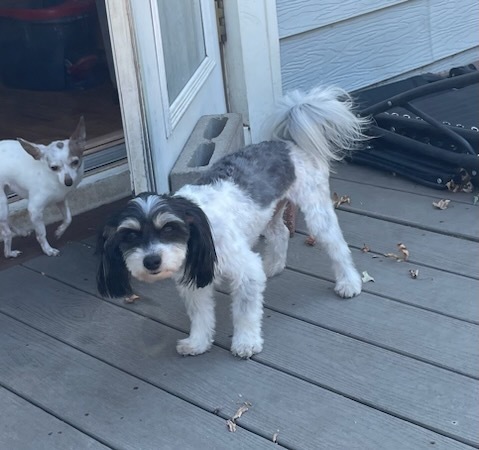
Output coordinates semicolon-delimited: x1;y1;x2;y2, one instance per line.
277;0;479;92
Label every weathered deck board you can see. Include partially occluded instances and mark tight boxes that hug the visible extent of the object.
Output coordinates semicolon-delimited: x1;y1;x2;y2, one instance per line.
329;178;479;240
24;240;479;375
2;161;478;449
0;388;108;450
332;162;476;203
0;265;474;449
0;313;274;450
12;248;479;447
285;234;479;323
296;212;479;279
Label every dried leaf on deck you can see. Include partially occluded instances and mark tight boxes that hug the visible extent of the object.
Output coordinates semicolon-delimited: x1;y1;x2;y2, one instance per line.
384;252;399;260
361;271;375;283
432;199;450;210
232;402;251;421
361;244;370;253
473;195;479;206
332;192;351;208
226;420;237;432
409;269;419;279
272;432;279;443
124;294;140;304
397;243;409;261
305;235;316;246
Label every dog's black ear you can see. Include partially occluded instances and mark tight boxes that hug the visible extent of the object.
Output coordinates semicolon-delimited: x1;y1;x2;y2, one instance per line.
180;203;217;289
96;224;132;298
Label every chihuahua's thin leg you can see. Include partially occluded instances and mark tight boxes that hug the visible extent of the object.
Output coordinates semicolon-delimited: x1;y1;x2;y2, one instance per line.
28;201;59;257
0;189;21;257
55;199;72;239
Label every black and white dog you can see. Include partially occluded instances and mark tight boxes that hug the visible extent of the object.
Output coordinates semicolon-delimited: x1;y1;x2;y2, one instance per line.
97;86;368;358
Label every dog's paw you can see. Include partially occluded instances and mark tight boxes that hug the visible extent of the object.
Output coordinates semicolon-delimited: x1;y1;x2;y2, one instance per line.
334;271;362;298
176;337;212;356
5;250;22;258
231;335;263;359
43;247;60;257
263;260;286;278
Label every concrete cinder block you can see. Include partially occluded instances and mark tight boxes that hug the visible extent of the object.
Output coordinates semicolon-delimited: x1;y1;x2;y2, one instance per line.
169;113;244;192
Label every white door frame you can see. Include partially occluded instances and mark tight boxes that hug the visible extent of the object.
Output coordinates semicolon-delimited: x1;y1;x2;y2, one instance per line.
105;0;282;193
222;0;282;143
104;0;154;194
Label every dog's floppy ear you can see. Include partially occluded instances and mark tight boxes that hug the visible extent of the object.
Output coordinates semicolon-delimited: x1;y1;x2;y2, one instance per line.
96;223;132;298
69;116;86;158
17;138;43;160
177;200;217;289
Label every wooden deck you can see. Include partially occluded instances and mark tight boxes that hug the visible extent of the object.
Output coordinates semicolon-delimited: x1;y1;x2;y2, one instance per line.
0;163;478;450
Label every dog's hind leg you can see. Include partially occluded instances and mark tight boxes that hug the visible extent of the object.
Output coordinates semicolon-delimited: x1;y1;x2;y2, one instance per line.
54;199;72;239
28;201;60;256
263;199;289;277
0;189;21;258
230;250;266;358
291;171;362;298
176;284;216;356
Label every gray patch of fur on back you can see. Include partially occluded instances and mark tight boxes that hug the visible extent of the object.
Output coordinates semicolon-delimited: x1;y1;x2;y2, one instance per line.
195;141;296;207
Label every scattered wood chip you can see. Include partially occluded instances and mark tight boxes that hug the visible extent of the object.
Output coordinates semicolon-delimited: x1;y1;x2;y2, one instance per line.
305;235;316;246
124;294;140;304
361;271;375;283
272;432;279;443
383;243;410;262
226;420;237;432
409;269;419;279
361;244;370;253
432;199;450;210
473;195;478;206
226;402;252;432
332;192;351;208
384;252;399;259
232;402;251;421
397;243;409;261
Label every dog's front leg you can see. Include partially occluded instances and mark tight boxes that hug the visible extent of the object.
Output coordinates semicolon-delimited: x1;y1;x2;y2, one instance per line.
54;199;72;239
176;284;216;356
230;251;266;358
28;203;59;256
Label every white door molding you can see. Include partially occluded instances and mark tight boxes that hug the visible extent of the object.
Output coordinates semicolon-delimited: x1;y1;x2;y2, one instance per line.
223;0;283;142
104;0;155;193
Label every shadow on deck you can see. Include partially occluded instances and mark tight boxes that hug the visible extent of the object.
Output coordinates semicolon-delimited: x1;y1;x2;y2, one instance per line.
0;163;478;449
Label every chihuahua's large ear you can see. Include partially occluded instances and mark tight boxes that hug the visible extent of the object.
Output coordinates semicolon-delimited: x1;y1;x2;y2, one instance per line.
17;138;43;160
69;116;86;158
180;201;217;289
96;224;132;298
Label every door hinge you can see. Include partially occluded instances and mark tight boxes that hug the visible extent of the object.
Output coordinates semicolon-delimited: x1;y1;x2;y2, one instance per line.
215;0;227;43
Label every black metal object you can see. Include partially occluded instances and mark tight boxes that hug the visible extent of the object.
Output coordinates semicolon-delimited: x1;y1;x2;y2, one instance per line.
351;68;479;189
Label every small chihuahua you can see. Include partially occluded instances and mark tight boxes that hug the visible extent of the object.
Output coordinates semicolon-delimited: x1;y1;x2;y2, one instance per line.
0;117;86;258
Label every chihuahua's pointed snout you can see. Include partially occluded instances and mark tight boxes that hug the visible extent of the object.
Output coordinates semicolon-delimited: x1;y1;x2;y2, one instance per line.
143;254;161;271
64;175;73;186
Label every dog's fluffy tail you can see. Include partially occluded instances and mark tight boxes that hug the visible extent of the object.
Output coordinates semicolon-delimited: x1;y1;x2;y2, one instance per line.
264;86;369;166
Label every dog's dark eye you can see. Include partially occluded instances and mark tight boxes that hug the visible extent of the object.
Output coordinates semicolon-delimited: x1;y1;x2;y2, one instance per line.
50;165;60;172
124;230;140;242
71;159;80;167
162;225;174;233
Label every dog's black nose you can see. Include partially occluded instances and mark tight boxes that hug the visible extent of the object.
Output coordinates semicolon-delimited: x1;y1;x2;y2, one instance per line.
64;175;73;186
143;255;161;271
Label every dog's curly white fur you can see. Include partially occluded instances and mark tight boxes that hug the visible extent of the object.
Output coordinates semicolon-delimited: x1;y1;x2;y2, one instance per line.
96;86;368;358
0;118;86;258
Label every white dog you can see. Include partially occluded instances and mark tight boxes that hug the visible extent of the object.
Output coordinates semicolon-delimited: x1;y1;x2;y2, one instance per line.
0;117;86;258
96;87;368;358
